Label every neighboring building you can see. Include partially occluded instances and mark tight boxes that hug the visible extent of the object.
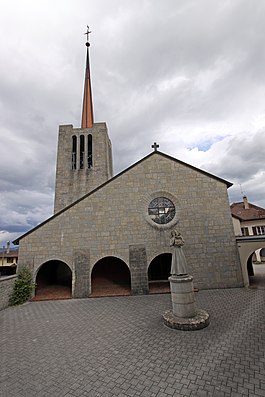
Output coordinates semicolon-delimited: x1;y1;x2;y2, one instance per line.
0;247;18;276
231;196;265;265
230;196;265;237
0;247;18;266
13;35;243;299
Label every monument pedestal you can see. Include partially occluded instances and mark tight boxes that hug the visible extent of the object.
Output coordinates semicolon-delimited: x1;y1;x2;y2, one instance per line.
163;274;209;331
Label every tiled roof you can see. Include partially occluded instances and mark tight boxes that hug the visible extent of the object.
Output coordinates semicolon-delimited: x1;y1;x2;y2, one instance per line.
0;248;19;257
230;201;265;221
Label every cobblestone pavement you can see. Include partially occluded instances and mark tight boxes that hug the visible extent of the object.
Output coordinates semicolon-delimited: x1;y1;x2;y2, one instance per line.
1;288;265;397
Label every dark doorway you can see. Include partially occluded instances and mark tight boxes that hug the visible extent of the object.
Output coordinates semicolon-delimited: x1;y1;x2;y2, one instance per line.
91;256;131;297
248;250;265;289
34;260;72;300
148;253;171;294
247;254;254;277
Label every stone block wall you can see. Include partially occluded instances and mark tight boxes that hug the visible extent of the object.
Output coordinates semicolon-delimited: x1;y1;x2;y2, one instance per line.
0;275;17;311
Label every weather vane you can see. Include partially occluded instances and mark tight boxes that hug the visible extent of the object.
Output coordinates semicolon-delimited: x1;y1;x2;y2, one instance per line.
84;25;92;43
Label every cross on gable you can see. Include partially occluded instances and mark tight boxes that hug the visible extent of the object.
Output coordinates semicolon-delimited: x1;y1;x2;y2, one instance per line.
152;142;159;151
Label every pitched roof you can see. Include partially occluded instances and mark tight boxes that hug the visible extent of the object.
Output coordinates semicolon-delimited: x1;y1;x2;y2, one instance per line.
13;150;232;244
230;201;265;221
0;248;19;257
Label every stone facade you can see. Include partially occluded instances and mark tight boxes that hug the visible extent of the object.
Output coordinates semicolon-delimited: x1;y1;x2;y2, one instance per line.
54;122;113;213
17;152;243;296
0;275;17;311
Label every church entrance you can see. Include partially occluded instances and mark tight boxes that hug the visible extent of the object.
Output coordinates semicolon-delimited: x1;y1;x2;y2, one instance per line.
91;257;131;297
148;253;171;294
34;260;72;300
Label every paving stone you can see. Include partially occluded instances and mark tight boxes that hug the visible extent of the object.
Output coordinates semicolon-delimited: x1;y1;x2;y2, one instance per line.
0;288;265;396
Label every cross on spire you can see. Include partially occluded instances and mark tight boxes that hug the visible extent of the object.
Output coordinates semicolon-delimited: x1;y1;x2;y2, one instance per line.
152;142;159;151
84;26;92;43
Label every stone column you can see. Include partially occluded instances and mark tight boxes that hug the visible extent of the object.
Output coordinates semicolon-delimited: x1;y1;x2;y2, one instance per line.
163;273;210;330
169;274;196;318
129;245;149;295
73;249;90;298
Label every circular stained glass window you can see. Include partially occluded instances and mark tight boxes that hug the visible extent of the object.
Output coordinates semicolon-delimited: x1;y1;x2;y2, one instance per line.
148;197;176;224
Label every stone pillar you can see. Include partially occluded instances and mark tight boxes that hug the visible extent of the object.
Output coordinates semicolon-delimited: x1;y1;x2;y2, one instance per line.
129;245;149;295
73;249;90;298
163;274;210;331
169;274;196;318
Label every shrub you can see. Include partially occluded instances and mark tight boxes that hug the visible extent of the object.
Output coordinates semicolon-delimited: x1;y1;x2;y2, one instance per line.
9;266;35;306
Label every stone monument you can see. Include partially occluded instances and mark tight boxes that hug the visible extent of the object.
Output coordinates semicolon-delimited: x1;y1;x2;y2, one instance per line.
163;230;210;330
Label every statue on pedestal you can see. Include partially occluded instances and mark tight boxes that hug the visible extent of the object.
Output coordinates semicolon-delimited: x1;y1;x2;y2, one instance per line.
170;229;188;276
163;229;210;330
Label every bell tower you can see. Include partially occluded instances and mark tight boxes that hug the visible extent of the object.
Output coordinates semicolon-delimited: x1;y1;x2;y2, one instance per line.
54;27;113;214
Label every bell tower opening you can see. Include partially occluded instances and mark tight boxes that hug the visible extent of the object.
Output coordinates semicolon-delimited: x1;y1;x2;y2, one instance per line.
72;135;77;170
88;134;92;168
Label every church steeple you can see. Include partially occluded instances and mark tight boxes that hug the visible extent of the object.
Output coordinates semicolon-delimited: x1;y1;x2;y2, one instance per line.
54;28;113;214
81;26;94;129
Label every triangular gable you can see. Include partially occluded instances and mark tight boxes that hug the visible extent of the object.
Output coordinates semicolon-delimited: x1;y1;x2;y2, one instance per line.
13;150;232;244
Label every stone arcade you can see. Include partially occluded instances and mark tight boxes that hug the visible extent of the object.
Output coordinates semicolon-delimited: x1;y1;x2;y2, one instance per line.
14;33;243;299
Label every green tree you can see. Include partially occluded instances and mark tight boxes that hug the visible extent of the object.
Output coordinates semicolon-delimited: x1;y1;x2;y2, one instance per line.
9;266;35;306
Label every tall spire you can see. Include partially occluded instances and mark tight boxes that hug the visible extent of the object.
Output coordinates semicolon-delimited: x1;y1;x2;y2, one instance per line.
81;26;94;129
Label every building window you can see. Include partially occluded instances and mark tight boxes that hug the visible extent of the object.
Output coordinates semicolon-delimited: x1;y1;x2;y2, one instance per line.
80;135;85;169
71;135;77;169
241;227;249;236
252;226;265;235
148;197;175;224
88;134;92;168
7;257;14;263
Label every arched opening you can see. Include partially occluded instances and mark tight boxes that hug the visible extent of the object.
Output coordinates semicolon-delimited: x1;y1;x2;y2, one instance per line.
247;249;265;289
88;134;92;168
148;253;171;294
34;260;72;300
261;248;265;262
80;134;85;169
71;135;77;170
91;256;131;297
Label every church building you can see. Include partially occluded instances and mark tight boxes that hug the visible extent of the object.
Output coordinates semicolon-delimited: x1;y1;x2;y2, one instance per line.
14;34;243;299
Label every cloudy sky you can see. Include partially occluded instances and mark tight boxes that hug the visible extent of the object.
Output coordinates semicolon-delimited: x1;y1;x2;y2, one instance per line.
1;0;265;246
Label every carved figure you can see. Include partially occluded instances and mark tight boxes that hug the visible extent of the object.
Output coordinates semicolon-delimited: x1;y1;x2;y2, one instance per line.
170;230;188;275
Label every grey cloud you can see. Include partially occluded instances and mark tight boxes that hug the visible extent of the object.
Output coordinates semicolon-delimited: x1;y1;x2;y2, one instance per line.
203;130;265;182
0;0;265;242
